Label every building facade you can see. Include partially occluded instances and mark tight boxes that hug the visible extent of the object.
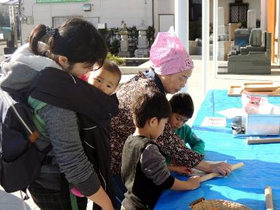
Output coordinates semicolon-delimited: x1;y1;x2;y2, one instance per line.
20;0;153;42
18;0;261;43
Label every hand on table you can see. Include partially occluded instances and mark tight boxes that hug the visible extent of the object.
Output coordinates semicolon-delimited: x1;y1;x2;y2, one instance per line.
172;175;200;191
210;162;232;176
168;164;193;176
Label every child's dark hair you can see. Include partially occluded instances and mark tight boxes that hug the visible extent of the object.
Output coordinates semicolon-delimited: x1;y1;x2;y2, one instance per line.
132;91;171;128
100;59;122;85
169;93;194;118
29;18;107;69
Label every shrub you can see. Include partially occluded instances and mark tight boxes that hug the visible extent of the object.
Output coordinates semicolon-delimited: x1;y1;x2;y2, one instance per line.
147;26;155;47
105;25;155;56
107;52;125;66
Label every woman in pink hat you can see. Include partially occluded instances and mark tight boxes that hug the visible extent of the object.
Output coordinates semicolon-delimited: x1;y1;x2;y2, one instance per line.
110;31;232;208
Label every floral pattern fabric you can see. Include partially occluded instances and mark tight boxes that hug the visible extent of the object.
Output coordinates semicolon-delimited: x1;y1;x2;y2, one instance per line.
110;72;204;174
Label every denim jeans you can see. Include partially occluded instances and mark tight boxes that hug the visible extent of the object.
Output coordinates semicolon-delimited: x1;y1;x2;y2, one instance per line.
112;174;127;210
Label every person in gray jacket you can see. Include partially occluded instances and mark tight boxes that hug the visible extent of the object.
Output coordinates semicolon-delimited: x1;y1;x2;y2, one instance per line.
121;92;200;210
0;18;114;210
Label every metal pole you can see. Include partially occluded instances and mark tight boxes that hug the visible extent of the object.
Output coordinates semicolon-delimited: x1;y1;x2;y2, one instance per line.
261;0;267;32
18;0;22;45
202;0;209;96
175;0;189;52
175;0;189;93
213;0;218;78
10;5;18;47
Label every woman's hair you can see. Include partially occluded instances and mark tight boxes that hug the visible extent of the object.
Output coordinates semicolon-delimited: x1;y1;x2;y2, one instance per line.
169;93;194;118
29;18;107;68
132;91;171;128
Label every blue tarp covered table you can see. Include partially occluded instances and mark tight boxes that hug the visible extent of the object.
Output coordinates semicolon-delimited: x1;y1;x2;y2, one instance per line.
155;90;280;210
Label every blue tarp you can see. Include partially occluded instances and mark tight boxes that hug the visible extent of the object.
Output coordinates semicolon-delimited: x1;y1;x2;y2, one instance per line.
155;90;280;210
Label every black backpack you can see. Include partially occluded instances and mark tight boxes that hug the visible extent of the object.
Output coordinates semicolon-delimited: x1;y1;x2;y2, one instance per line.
0;87;51;193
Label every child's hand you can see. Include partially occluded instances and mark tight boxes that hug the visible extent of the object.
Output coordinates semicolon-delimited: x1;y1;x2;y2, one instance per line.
211;162;232;176
172;176;200;191
187;175;200;190
170;158;177;165
168;165;193;176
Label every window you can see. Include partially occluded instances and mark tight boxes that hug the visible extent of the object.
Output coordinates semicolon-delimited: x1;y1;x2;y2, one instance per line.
229;3;249;24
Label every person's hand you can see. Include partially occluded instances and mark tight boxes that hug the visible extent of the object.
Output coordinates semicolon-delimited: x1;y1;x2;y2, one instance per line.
170;158;177;165
210;162;232;176
168;165;193;176
87;186;114;210
244;102;260;114
102;203;114;210
187;175;200;190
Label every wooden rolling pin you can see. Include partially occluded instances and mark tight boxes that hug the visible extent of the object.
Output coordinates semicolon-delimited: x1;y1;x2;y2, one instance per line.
200;162;244;182
247;137;280;145
265;186;274;210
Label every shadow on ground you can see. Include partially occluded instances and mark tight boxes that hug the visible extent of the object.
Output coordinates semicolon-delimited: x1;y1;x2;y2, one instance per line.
0;189;32;210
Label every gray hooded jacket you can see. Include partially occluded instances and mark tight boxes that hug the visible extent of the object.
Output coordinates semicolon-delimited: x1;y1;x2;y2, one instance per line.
0;43;100;195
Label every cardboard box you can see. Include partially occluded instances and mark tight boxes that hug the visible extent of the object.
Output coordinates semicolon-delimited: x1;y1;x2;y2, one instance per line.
245;114;280;135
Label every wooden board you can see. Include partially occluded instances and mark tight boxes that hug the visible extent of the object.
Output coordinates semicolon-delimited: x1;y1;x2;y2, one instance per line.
228;86;280;97
244;83;279;92
228;85;243;96
247;137;280;145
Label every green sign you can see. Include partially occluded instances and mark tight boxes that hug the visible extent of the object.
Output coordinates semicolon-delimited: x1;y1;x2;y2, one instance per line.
36;0;88;3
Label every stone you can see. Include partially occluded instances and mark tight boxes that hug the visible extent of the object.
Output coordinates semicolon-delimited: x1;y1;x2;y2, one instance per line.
218;41;233;61
137;31;149;49
118;21;131;57
247;10;256;30
218;25;228;34
135;20;149;58
218;7;226;26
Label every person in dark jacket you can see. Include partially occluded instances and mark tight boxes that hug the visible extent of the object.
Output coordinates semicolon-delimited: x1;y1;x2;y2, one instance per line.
0;18;115;210
29;67;119;209
70;60;121;199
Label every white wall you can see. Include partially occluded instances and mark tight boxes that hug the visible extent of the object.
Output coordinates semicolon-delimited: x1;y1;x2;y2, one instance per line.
20;0;261;43
99;0;152;28
21;0;152;43
158;0;174;14
156;0;174;32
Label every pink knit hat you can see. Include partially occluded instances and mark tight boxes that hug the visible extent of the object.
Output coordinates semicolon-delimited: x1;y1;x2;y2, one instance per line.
150;31;194;75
